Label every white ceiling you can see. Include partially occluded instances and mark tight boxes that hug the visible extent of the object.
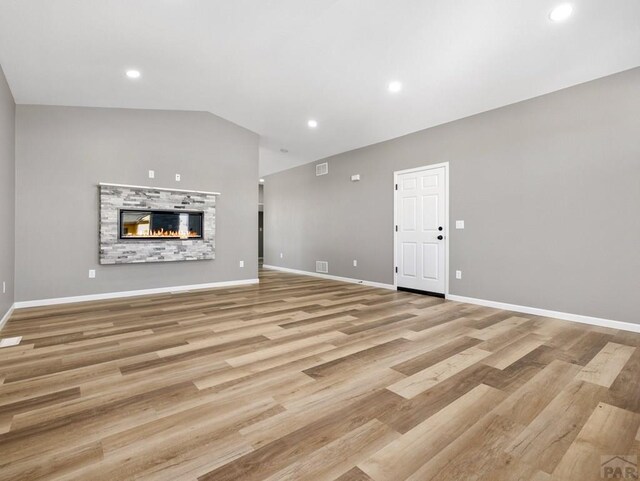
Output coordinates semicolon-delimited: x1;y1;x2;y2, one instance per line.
0;1;639;176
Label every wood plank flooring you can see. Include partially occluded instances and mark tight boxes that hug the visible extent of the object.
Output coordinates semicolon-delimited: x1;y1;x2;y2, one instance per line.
0;268;639;481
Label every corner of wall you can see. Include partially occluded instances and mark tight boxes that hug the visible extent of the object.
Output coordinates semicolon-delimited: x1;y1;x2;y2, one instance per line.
0;63;16;326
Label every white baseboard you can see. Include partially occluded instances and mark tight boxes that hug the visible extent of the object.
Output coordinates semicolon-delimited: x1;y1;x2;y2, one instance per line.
446;294;640;334
13;279;260;309
12;269;636;334
264;266;639;334
262;265;396;290
0;303;15;330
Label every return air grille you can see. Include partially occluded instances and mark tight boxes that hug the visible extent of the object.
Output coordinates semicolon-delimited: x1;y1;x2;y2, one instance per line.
316;162;328;176
316;261;329;273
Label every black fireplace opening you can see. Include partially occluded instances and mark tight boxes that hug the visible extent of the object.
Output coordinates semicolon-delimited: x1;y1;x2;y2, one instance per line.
119;209;203;240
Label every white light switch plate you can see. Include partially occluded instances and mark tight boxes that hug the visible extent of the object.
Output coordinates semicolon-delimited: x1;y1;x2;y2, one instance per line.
0;336;22;348
353;260;357;267
239;260;244;268
175;174;181;181
148;170;155;179
88;269;96;278
280;253;283;258
456;270;462;279
455;220;465;229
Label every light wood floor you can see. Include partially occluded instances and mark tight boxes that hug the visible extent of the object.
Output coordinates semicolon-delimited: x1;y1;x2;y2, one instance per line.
1;269;639;481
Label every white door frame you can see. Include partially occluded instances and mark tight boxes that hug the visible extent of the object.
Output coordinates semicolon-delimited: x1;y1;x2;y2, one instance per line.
393;162;450;295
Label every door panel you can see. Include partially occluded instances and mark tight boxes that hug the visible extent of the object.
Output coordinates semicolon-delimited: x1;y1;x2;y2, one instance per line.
401;197;417;231
422;243;439;280
396;166;446;294
401;243;417;277
402;177;417;190
422;174;438;188
422;195;439;231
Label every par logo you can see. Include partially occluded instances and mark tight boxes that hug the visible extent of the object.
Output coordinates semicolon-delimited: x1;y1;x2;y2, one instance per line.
601;455;638;479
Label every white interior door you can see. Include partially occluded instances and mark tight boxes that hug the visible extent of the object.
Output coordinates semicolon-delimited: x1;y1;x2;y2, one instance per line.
395;165;446;294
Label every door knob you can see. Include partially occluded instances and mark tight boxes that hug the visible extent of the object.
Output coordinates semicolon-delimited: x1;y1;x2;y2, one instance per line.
437;235;443;240
438;226;443;231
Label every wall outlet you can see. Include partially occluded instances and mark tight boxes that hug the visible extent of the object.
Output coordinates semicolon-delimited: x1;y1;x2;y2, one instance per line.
353;260;357;267
2;281;5;294
455;220;465;229
280;253;283;259
456;270;462;279
239;260;244;268
148;170;155;179
88;269;96;279
175;173;181;182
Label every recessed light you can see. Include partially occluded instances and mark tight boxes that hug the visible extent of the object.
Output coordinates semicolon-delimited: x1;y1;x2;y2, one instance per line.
259;178;265;183
307;119;318;128
126;70;141;79
388;81;403;93
549;4;573;22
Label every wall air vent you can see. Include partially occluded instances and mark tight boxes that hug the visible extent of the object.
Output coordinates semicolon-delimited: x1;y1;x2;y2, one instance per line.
316;261;329;273
316;162;328;176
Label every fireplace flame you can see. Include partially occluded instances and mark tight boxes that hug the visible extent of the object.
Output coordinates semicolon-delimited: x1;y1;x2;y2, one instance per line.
122;228;201;239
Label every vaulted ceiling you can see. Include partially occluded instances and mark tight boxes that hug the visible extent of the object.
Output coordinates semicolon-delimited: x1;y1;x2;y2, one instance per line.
1;0;638;176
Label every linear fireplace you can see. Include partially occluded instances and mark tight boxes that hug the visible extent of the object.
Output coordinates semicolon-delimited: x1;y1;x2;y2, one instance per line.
119;209;203;240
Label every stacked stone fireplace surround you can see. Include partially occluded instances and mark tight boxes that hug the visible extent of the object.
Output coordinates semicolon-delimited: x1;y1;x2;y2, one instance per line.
99;184;217;264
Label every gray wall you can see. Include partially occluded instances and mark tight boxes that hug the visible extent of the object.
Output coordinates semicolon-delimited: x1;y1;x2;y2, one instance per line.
16;105;259;302
0;65;15;319
265;68;640;325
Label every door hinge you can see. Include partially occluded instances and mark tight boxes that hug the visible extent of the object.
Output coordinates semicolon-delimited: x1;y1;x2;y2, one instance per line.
395;183;398;190
395;225;398;232
395;266;398;273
